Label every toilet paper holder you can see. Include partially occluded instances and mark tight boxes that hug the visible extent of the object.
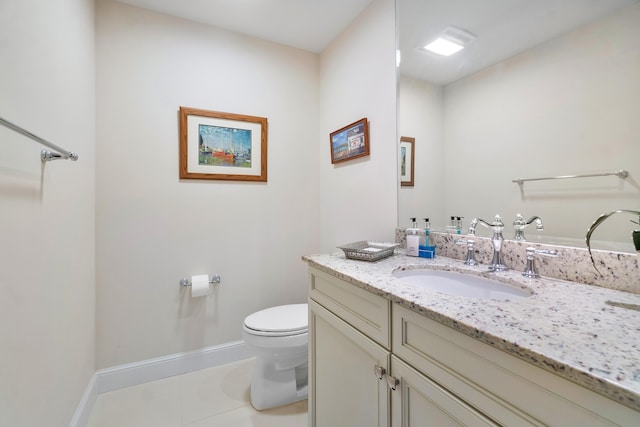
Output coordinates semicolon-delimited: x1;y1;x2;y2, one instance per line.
179;275;221;287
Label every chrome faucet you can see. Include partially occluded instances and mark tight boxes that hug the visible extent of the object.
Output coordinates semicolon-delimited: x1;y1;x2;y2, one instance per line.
468;214;508;272
513;214;543;241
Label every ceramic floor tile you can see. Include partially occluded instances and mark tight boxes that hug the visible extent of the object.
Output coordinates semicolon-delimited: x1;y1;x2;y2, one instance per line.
180;358;255;425
87;375;182;427
184;400;308;427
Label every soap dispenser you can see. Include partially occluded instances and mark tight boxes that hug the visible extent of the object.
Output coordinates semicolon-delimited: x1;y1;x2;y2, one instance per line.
423;218;431;245
406;218;421;257
419;218;436;258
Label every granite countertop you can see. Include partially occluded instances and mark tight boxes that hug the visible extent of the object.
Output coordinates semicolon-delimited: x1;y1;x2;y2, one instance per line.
303;251;640;412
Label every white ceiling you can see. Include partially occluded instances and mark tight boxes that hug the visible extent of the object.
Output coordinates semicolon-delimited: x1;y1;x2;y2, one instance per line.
116;0;639;85
399;0;640;85
115;0;373;53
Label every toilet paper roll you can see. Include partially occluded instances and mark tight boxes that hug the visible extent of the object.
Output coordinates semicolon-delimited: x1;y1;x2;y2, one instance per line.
191;274;211;298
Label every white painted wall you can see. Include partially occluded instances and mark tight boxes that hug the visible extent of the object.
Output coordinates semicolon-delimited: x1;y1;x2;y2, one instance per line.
0;0;397;420
398;75;445;229
318;0;398;252
0;0;96;426
95;0;321;368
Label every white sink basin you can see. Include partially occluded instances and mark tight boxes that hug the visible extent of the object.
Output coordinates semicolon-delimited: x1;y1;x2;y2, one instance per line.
393;269;531;300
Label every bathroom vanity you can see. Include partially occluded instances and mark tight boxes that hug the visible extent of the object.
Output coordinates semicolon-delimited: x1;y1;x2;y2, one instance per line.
304;251;640;426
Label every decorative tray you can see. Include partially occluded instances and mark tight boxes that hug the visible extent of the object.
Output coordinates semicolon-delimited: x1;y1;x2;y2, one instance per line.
337;241;400;262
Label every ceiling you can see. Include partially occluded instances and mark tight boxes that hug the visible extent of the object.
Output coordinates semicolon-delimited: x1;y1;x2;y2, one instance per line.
399;0;640;85
116;0;639;84
115;0;373;53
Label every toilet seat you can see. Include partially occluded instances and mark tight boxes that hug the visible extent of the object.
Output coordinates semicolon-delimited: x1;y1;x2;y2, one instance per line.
244;304;308;337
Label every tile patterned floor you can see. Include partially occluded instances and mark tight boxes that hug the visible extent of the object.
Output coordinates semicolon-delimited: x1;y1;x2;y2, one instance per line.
87;358;308;427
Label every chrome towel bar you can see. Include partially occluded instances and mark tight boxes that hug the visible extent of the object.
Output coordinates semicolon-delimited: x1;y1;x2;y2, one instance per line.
0;115;78;162
512;169;628;185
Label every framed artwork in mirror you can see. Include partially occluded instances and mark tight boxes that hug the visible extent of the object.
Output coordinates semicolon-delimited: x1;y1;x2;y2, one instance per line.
329;118;369;164
179;106;268;181
400;136;415;187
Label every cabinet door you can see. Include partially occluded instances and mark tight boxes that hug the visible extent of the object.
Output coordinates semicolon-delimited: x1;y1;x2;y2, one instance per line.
390;356;497;427
309;299;390;427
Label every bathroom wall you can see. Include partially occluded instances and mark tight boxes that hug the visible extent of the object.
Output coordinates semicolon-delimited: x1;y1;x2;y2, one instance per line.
95;0;321;368
441;3;640;242
318;0;398;252
0;0;96;426
398;76;445;227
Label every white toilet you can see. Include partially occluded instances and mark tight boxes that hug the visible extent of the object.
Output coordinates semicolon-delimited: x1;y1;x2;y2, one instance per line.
242;303;309;410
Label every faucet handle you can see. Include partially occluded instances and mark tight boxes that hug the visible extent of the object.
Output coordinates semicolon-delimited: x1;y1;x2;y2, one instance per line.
523;247;558;278
455;239;478;266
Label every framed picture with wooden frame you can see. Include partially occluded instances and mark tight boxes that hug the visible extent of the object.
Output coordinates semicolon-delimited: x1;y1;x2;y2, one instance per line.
329;118;369;164
179;106;268;181
400;136;415;187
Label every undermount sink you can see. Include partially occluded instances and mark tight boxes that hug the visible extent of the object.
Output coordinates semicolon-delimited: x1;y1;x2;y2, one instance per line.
393;269;532;300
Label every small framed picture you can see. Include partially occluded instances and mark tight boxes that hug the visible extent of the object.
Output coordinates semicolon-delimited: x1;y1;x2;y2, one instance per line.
329;118;369;164
179;106;267;181
400;136;415;187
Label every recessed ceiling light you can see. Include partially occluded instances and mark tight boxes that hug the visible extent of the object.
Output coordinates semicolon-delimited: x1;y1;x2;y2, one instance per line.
420;26;476;57
424;38;464;56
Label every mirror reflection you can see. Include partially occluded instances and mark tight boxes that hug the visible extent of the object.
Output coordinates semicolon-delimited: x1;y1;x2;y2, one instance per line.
397;0;640;252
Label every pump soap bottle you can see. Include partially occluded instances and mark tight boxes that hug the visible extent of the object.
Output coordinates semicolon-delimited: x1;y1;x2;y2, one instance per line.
406;218;421;257
419;218;436;258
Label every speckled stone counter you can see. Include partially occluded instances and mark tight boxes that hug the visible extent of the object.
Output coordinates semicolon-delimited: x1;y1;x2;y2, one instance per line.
396;229;640;294
303;251;640;412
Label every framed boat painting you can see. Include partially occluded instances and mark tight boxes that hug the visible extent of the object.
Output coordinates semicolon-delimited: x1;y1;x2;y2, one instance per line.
179;106;268;181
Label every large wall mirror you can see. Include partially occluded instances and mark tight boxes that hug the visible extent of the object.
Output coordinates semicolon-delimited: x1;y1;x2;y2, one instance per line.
397;0;640;252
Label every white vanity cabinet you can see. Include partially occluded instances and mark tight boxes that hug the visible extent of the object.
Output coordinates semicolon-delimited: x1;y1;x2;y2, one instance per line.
309;267;494;426
308;266;640;426
309;267;391;426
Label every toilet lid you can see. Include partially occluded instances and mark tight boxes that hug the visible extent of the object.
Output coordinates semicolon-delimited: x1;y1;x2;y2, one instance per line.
244;303;308;334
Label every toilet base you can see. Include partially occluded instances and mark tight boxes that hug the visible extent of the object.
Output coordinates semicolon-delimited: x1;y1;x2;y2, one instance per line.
250;358;308;410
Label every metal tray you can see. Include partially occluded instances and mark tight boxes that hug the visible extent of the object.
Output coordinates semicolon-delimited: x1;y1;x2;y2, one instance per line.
337;241;400;262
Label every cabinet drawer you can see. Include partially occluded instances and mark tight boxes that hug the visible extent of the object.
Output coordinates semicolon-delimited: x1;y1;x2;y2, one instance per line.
393;303;639;426
309;267;390;349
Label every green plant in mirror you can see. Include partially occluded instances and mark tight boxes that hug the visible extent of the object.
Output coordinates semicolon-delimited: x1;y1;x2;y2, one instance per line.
585;210;640;274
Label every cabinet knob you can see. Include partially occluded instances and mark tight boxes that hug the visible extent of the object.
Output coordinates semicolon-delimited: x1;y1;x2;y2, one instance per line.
386;375;400;391
373;364;386;380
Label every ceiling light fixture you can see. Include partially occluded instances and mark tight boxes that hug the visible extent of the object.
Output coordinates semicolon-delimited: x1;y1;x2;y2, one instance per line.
422;26;476;57
424;38;464;56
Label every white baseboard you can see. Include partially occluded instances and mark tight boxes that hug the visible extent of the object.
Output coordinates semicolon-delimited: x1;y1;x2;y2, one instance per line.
70;340;251;427
69;372;98;427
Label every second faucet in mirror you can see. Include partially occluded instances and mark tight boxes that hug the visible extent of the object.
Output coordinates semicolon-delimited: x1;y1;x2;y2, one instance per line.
513;214;544;241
